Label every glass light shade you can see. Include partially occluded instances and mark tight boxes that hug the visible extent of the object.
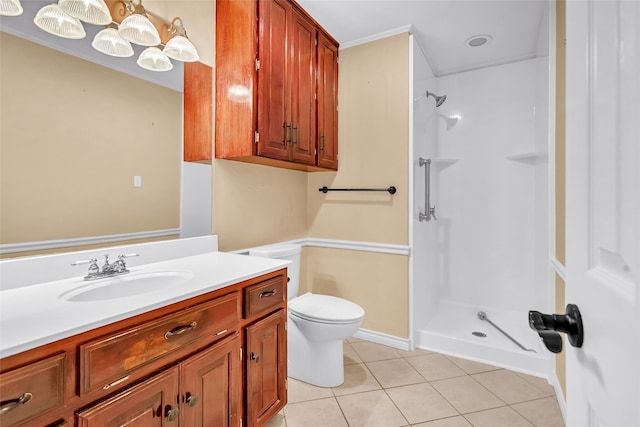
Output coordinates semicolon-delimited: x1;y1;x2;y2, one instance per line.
59;0;111;25
92;27;134;57
163;35;199;62
0;0;23;16
137;47;173;72
34;4;86;39
118;12;160;46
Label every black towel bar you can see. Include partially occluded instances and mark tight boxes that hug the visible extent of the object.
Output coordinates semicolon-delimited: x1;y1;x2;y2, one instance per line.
318;186;397;194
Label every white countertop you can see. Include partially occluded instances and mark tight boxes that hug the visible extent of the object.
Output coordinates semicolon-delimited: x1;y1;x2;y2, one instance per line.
0;251;289;359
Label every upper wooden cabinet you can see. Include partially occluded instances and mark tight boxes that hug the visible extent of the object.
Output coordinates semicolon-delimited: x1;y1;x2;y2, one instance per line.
184;61;213;162
216;0;339;172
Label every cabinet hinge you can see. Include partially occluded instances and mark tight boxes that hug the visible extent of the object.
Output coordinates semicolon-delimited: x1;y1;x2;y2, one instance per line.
255;58;260;71
240;348;243;361
254;131;259;144
240;418;243;427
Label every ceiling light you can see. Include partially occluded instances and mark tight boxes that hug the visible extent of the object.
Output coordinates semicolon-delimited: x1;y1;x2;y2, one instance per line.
466;34;492;47
137;46;173;72
0;0;23;16
163;18;199;62
34;4;86;39
118;0;160;46
92;25;134;57
58;0;111;25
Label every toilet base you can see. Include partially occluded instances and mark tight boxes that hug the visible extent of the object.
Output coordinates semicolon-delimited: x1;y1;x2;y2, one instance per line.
287;320;346;387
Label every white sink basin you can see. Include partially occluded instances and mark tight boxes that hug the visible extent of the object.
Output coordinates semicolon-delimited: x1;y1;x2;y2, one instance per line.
60;271;194;302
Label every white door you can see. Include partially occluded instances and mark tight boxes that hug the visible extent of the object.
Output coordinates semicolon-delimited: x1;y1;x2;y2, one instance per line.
565;1;640;426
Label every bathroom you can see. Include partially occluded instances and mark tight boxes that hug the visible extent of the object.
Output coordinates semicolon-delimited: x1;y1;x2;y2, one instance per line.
2;0;639;426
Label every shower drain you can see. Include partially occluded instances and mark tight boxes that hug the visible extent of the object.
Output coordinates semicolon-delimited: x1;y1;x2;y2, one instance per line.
472;331;487;338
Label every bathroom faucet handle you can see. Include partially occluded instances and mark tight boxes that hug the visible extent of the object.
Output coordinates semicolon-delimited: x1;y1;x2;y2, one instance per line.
71;258;100;278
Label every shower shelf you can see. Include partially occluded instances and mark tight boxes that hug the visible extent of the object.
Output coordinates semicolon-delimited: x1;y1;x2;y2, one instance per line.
430;158;459;171
506;152;548;165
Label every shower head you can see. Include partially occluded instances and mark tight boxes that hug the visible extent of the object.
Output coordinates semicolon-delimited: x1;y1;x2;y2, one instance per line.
426;91;447;107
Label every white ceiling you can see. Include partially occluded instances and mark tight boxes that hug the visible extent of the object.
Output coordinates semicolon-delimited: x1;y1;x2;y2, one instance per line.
296;0;548;76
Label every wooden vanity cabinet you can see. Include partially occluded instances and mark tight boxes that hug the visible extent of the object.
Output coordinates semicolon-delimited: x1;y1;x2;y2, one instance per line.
216;0;339;172
243;276;287;426
77;334;242;427
0;269;287;427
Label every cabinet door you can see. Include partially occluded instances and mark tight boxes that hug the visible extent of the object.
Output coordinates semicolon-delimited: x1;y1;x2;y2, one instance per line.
257;0;290;161
316;32;339;170
180;334;242;427
76;367;179;427
246;309;287;427
289;7;317;166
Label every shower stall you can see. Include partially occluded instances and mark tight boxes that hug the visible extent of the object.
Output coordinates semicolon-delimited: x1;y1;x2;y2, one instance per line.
409;12;552;376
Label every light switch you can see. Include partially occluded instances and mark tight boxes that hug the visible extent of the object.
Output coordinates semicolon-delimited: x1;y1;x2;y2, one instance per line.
134;176;142;188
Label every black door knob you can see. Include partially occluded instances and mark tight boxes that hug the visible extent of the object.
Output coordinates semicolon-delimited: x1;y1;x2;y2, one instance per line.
529;304;584;353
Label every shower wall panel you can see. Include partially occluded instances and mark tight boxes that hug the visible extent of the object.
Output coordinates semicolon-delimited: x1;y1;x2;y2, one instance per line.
434;58;547;313
410;35;438;333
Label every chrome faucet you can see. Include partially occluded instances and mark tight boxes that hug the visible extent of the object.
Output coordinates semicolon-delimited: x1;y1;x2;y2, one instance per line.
72;253;139;281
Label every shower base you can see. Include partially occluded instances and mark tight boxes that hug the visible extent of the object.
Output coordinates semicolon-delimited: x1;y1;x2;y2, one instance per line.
416;299;549;377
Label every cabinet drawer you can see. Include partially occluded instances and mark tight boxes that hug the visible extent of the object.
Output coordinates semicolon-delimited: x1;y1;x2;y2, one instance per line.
0;353;65;426
244;276;286;319
80;292;239;394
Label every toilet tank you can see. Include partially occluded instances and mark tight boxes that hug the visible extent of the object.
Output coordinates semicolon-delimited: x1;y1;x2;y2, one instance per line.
248;243;301;300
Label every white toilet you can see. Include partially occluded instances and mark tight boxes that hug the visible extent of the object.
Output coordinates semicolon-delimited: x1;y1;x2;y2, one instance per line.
249;243;365;387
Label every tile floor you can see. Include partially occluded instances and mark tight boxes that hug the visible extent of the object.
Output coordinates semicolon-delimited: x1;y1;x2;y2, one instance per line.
266;338;564;427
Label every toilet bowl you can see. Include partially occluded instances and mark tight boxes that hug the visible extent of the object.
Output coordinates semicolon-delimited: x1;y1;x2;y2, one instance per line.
248;243;365;387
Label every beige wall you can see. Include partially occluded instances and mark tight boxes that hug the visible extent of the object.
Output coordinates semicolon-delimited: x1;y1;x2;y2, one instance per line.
0;33;181;245
303;34;411;338
302;247;408;337
212;160;308;251
307;33;409;245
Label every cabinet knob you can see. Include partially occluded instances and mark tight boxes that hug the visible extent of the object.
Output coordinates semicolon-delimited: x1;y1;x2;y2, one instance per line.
250;352;260;363
186;394;199;407
165;406;180;422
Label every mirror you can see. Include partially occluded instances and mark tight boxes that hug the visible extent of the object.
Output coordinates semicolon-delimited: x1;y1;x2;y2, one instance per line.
0;1;189;257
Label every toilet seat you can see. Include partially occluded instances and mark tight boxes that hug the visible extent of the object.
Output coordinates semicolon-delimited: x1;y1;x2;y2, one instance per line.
289;293;364;325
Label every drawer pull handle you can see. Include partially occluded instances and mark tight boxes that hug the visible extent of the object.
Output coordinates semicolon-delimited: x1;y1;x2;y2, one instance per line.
103;375;129;390
215;329;228;336
164;321;197;339
259;290;276;299
0;392;32;415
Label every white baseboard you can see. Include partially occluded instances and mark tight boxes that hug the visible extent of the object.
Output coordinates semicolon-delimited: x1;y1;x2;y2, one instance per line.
353;328;412;351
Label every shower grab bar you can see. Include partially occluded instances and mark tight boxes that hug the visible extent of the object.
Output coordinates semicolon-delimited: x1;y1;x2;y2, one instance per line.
318;186;397;194
418;158;436;221
478;311;536;353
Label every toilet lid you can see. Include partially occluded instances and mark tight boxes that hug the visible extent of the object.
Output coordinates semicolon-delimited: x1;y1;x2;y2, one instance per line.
289;293;365;324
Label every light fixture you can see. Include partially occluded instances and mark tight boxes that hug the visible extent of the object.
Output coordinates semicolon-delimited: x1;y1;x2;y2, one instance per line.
466;34;492;47
137;46;173;72
58;0;111;25
92;24;134;57
0;0;23;16
163;17;199;62
118;0;160;47
34;4;86;39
